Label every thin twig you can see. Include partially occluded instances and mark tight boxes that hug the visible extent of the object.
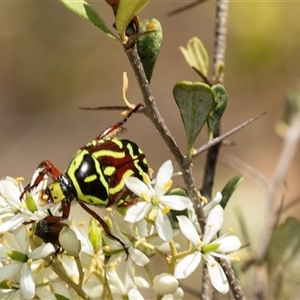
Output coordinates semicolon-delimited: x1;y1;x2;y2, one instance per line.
200;1;247;299
216;258;246;300
201;264;213;300
194;112;266;157
201;0;229;200
124;45;206;231
167;0;208;16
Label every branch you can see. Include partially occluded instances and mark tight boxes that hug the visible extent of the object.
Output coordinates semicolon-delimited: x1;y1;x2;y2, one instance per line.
216;258;246;300
201;0;229;199
124;45;206;231
194;112;266;157
167;0;208;16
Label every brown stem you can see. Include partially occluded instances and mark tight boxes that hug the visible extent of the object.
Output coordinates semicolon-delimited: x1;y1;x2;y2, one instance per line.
124;44;206;231
216;258;246;300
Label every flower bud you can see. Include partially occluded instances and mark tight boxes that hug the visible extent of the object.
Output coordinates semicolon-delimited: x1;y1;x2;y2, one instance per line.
58;226;81;257
153;273;178;295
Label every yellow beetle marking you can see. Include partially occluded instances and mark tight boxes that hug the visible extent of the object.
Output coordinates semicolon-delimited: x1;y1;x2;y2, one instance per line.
109;169;134;195
84;174;97;183
93;150;125;159
104;166;116;176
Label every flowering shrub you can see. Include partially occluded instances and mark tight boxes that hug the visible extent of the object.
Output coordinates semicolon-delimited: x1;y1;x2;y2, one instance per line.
0;161;241;299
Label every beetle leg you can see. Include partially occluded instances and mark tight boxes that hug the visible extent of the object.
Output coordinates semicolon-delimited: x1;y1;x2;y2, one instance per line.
20;160;63;201
84;103;144;146
78;202;129;257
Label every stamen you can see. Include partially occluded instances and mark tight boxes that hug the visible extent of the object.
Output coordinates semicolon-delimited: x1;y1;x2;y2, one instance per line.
142;173;151;185
16;177;25;182
104;245;111;252
163;180;173;192
162;206;170;214
141;191;150;202
19;202;26;209
228;228;234;233
200;195;208;204
149;209;157;220
27;258;33;267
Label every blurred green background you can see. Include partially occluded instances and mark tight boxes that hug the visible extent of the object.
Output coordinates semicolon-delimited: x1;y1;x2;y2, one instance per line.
1;1;300;297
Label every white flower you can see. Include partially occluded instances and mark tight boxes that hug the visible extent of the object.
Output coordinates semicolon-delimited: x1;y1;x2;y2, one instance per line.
0;172;59;232
0;226;55;299
103;217;150;268
174;205;241;294
107;269;149;300
203;191;222;215
124;160;192;242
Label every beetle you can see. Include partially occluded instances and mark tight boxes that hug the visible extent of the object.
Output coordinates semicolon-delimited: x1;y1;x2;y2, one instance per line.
22;104;148;253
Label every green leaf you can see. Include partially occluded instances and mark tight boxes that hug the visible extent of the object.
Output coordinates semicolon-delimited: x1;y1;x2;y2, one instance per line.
220;175;244;209
266;217;300;299
60;0;118;39
173;81;214;157
168;209;189;230
179;37;209;76
115;0;149;41
207;84;228;137
55;294;70;300
137;19;163;83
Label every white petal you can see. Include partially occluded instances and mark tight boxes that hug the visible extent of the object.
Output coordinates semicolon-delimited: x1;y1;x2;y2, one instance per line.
20;264;35;299
124;202;151;223
128;288;145;300
14;226;28;254
134;276;150;289
50;280;72;299
0;244;10;259
203;192;222;215
160;195;191;210
155;210;173;242
215;235;241;253
129;247;150;266
177;215;201;246
0;263;22;282
162;287;184;300
205;254;229;294
0;214;27;232
0;180;21;205
154;160;173;196
107;271;125;294
36;289;57;300
125;177;150;197
203;205;224;245
29;243;55;260
174;252;201;279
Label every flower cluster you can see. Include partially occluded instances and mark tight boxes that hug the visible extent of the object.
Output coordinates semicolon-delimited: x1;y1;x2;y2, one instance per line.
0;160;241;299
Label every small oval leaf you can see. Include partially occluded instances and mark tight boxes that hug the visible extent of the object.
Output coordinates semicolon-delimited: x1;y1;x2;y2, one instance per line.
220;175;244;209
60;0;117;39
137;19;163;83
173;81;214;156
207;84;228;137
180;37;209;76
115;0;149;41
